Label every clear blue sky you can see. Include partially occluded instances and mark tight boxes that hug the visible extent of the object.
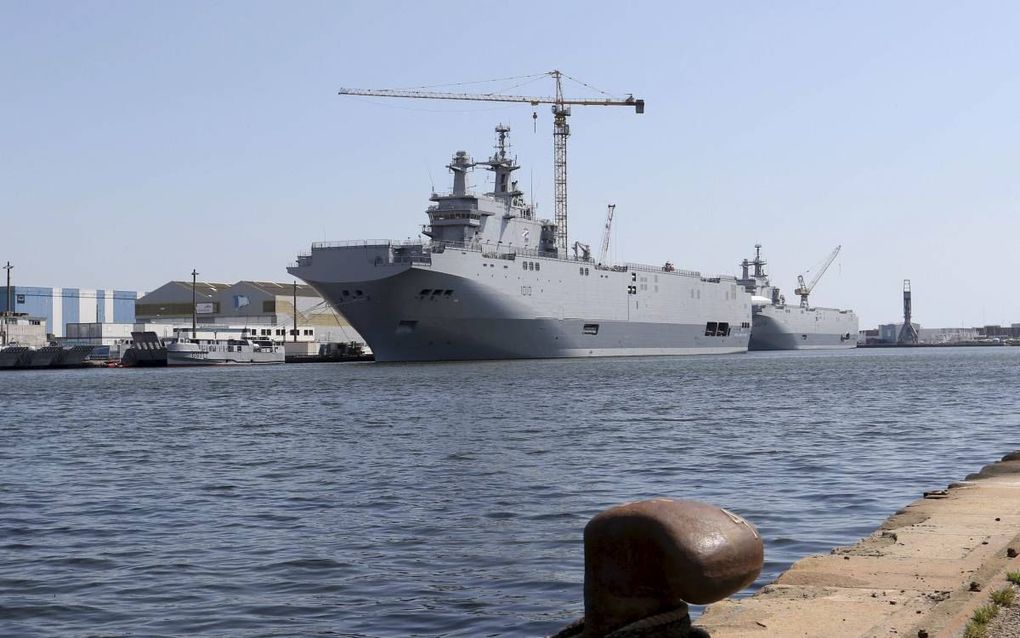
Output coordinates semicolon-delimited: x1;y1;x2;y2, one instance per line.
3;1;1018;328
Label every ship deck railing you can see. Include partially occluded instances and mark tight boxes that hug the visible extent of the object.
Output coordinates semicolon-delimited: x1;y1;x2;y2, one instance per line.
621;262;704;280
296;239;730;281
301;239;424;254
788;306;857;314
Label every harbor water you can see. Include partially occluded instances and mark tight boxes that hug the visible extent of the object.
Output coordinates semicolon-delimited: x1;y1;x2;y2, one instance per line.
2;347;1019;637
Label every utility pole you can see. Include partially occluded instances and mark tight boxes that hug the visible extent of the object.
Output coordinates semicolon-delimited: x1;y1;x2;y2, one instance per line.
2;261;12;346
3;261;11;317
191;269;199;341
292;281;298;343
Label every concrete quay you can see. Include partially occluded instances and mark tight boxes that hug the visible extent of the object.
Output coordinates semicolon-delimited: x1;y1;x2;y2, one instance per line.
697;452;1020;637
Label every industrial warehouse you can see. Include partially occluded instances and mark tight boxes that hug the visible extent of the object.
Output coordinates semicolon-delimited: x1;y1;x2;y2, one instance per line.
1;270;365;367
0;284;140;337
133;279;362;345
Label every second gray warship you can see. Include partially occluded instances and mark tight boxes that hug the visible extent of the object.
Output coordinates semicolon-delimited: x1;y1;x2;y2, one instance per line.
289;125;752;362
737;244;858;350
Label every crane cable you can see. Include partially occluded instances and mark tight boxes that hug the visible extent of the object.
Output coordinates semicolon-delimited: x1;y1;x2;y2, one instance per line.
394;72;548;91
300;299;356;342
558;71;620;98
385;70;625;99
344;96;520;113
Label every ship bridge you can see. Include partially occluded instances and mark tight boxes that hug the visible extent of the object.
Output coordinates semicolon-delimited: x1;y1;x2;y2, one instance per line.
423;126;557;255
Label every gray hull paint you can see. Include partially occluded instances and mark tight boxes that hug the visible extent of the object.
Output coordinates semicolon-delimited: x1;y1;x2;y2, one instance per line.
289;128;754;362
749;306;858;351
347;315;744;362
293;247;751;362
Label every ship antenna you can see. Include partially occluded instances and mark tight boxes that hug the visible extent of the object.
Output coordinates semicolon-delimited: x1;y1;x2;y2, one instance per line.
425;161;436;193
752;243;766;278
495;123;510;160
530;167;534;210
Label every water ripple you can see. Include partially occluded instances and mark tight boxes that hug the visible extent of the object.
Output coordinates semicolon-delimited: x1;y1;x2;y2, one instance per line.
1;348;1018;636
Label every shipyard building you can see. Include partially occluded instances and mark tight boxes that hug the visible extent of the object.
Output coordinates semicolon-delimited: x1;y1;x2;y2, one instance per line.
860;324;1020;345
134;280;363;344
0;315;47;347
2;280;362;350
877;322;922;344
0;286;140;337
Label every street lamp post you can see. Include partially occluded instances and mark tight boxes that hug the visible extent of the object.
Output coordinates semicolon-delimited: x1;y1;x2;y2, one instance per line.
2;261;12;346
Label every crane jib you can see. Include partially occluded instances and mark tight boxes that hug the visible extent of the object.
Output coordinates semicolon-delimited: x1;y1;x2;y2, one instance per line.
337;89;644;112
336;72;643;257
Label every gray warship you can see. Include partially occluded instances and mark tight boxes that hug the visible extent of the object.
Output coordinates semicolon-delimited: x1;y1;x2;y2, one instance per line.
289;126;752;362
737;244;858;350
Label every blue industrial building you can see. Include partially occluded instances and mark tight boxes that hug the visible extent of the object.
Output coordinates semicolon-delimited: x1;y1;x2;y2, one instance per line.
0;286;140;337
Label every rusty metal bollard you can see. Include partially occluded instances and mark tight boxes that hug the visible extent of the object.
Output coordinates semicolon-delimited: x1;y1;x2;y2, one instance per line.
550;499;763;638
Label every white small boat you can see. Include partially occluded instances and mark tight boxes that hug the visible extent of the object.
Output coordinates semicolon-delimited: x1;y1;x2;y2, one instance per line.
165;338;285;366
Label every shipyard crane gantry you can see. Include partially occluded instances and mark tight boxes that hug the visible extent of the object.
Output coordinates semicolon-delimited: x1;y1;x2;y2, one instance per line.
338;70;644;255
794;245;841;309
897;279;919;344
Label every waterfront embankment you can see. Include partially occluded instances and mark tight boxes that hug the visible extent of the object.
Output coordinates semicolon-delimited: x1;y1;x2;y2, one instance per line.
698;451;1020;637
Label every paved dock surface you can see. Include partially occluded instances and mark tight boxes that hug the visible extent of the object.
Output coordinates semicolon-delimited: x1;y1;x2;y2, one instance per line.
698;452;1020;637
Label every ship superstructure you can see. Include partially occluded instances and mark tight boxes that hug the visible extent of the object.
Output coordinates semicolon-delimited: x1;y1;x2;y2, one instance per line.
737;244;858;350
289;126;752;362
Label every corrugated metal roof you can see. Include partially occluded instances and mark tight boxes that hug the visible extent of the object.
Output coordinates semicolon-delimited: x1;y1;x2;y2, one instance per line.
237;280;319;296
139;280;322;304
168;281;231;296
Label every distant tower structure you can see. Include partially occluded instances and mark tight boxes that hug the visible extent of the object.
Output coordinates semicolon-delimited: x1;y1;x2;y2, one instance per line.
897;279;919;344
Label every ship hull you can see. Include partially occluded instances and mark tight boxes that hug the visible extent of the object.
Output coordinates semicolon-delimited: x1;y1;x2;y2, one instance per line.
166;354;285;366
290;243;752;362
749;305;858;351
321;313;746;362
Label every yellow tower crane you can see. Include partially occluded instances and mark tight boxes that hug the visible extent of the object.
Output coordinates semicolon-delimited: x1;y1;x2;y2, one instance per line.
338;70;644;256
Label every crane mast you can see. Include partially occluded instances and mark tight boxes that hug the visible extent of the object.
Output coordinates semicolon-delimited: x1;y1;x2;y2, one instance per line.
551;71;570;254
794;245;841;309
338;70;643;256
